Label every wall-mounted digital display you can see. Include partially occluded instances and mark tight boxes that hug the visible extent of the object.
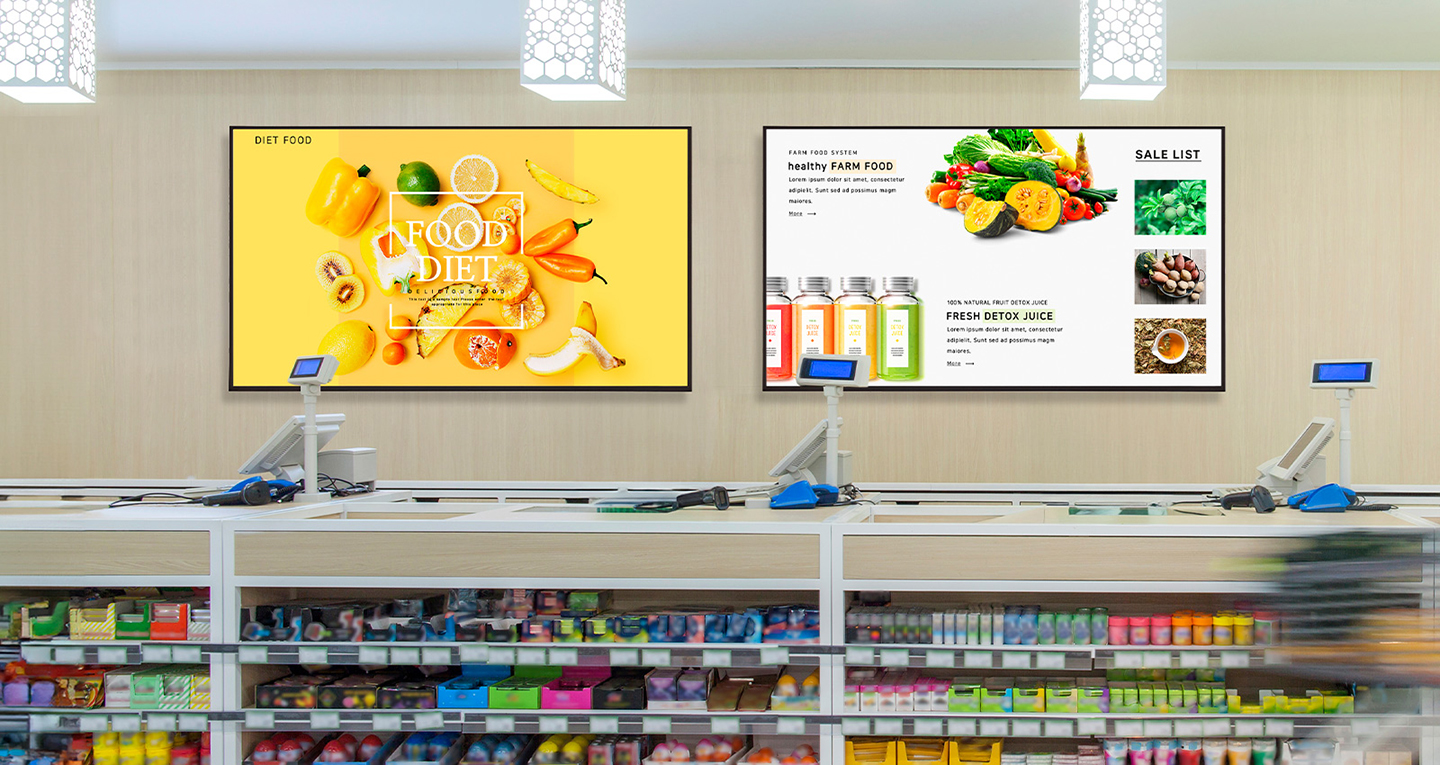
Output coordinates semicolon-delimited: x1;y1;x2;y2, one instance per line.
764;127;1225;391
232;127;690;391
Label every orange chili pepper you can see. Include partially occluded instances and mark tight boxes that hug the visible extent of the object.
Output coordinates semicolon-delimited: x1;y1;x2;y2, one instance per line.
523;218;591;256
534;253;606;284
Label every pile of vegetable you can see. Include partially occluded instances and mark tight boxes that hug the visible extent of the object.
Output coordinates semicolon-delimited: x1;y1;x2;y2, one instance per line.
1135;250;1205;301
924;129;1118;238
1135;179;1206;235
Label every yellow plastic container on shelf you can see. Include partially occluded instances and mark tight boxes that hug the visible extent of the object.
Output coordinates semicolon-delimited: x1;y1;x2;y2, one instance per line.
847;739;897;765
1233;613;1255;646
898;739;949;765
951;738;1003;765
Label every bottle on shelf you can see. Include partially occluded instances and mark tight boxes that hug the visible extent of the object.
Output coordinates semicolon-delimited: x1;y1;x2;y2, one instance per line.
765;276;796;381
878;276;922;381
794;276;836;358
835;276;879;380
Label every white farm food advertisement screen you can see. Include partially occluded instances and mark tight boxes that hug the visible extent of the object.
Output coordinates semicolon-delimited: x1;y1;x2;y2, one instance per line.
763;127;1225;391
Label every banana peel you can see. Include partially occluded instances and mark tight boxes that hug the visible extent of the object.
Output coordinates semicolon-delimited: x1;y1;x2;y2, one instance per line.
524;327;624;376
526;159;599;204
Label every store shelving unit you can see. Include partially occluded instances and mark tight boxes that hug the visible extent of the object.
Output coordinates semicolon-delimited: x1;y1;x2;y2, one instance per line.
218;501;839;762
832;503;1440;761
3;493;1438;763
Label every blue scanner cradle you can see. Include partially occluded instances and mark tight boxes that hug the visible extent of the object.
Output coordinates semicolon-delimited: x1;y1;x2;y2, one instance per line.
770;481;841;509
1288;483;1357;512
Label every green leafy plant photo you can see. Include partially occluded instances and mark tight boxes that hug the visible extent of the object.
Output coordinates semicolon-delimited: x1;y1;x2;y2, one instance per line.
1134;179;1206;235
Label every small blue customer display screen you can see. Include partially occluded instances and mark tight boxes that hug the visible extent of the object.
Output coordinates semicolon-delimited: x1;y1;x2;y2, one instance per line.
290;357;324;378
802;358;858;380
1314;361;1372;384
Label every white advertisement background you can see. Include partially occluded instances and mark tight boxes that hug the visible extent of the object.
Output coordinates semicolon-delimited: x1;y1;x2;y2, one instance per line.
764;127;1224;389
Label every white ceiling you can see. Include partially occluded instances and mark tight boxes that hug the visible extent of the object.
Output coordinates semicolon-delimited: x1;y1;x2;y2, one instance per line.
99;0;1440;70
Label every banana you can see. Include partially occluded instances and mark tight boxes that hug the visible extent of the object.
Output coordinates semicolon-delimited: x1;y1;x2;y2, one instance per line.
524;325;624;376
575;301;597;336
525;159;599;204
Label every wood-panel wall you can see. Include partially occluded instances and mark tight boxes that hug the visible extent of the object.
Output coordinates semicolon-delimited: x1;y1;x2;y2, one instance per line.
1;68;1435;484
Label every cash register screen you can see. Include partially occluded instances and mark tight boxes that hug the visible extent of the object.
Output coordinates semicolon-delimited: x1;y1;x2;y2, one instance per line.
1314;361;1372;384
1277;421;1327;470
290;357;324;379
801;358;858;381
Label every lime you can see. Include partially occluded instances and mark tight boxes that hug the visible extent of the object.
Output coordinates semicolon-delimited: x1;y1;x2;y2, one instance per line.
397;161;440;207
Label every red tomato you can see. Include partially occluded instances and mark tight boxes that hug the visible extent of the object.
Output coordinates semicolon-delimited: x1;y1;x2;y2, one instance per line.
1062;196;1087;221
1093;202;1105;215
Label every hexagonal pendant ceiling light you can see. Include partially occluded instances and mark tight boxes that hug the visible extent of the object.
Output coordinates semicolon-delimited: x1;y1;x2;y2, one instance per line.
521;0;626;101
1080;0;1165;100
0;0;95;103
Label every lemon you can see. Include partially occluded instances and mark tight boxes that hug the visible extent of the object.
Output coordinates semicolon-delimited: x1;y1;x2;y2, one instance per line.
430;202;485;252
451;154;499;204
318;320;377;375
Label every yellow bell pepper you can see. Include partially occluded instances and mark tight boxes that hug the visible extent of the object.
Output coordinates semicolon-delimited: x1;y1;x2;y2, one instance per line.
360;223;432;296
305;158;381;237
1033;129;1077;172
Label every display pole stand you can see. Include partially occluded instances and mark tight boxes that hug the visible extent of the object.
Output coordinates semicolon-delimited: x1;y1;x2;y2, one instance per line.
825;384;842;485
297;382;326;502
1335;387;1354;487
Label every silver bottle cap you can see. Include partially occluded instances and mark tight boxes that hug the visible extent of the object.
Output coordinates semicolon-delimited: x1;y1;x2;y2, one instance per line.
765;276;788;293
798;276;832;293
883;276;918;293
840;276;874;294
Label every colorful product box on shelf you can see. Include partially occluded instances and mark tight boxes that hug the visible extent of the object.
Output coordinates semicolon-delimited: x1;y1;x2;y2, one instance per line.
948;677;982;714
592;672;648;710
377;676;444;710
256;672;342;709
645;667;716;711
737;676;776;712
1077;680;1110;714
2;663;110;708
150;601;204;642
317;672;401;710
70;599;140;641
487;666;562;710
540;667;610;710
103;667;148;709
436;665;511;709
1045;678;1077;713
20;600;69;639
769;667;820;712
1013;680;1045;713
113;601;154;641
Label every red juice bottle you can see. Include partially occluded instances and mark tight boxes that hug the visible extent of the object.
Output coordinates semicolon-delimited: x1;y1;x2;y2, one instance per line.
765;276;795;381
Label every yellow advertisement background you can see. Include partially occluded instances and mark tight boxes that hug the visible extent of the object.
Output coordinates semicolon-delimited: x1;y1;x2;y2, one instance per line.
232;128;689;388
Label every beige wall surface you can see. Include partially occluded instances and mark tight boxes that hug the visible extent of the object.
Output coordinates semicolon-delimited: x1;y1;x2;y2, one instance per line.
0;68;1433;484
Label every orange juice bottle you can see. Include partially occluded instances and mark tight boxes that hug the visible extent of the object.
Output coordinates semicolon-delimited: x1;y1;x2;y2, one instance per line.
835;276;878;379
793;276;836;357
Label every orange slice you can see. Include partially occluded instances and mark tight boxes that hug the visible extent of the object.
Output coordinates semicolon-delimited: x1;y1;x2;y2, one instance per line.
430;202;485;252
491;204;517;227
499;288;546;330
451;154;499;204
486;256;531;305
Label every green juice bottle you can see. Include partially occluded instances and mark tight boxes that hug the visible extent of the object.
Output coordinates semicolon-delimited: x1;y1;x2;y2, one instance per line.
878;276;922;381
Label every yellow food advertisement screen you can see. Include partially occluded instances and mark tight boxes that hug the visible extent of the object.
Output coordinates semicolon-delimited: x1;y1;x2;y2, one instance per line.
231;127;690;390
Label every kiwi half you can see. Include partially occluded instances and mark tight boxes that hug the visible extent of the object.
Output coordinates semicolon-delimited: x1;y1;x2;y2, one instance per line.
315;251;354;287
327;275;365;313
